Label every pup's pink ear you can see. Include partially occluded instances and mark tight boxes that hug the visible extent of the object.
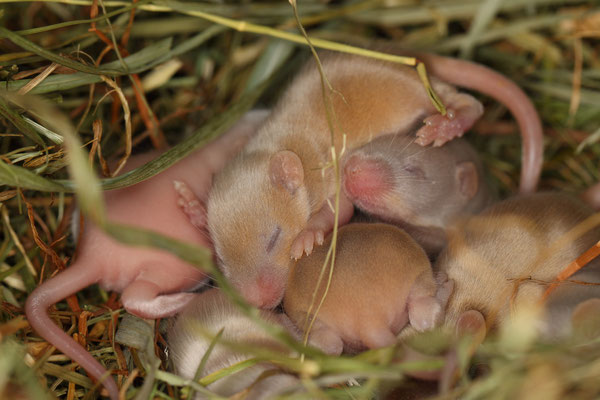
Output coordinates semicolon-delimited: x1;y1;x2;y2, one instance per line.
456;161;478;200
269;150;304;194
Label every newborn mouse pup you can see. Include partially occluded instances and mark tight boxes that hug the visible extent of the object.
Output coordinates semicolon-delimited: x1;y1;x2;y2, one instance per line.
167;289;300;400
343;135;493;256
436;192;600;337
24;110;269;400
284;223;452;355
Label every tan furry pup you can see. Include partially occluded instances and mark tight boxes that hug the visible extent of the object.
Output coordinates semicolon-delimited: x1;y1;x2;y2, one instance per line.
284;223;451;355
436;192;600;338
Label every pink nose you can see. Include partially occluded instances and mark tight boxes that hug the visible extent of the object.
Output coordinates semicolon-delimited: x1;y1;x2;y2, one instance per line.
343;155;387;200
256;274;284;308
240;274;284;309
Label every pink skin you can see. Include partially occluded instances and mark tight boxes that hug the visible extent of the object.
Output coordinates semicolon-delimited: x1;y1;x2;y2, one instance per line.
241;269;288;310
415;87;484;147
343;155;392;212
24;110;269;400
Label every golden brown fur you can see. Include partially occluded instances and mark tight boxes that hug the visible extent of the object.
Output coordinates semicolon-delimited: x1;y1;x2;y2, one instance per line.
437;192;600;335
284;223;439;353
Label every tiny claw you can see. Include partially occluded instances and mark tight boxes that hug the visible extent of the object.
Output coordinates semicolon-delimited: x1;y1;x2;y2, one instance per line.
292;231;311;260
316;232;324;246
173;180;192;200
433;137;447;147
173;179;208;231
414;135;431;147
291;243;303;260
304;234;314;256
291;230;322;259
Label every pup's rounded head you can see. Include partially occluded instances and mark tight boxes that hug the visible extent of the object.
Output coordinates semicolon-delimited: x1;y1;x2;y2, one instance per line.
343;135;480;228
207;150;310;309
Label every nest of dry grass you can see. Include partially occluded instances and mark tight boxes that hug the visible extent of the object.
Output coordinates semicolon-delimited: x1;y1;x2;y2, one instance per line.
1;0;599;399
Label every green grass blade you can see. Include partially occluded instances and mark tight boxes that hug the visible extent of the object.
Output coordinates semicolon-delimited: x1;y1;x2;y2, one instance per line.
0;96;46;146
0;26;123;76
2;92;106;223
0;159;67;191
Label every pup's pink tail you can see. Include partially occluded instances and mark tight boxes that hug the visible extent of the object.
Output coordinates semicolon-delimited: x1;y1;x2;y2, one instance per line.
25;264;119;400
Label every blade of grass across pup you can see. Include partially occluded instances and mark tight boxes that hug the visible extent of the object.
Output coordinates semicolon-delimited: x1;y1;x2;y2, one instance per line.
189;328;225;398
289;0;344;355
155;370;225;399
1;92;105;223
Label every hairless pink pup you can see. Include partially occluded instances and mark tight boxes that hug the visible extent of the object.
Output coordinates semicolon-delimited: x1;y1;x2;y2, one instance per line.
24;110;269;400
206;50;542;309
